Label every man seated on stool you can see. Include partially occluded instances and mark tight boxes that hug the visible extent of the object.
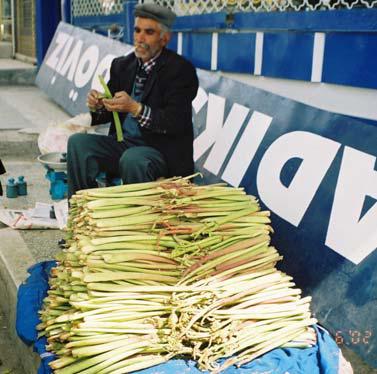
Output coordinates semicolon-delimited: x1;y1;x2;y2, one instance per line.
67;4;199;199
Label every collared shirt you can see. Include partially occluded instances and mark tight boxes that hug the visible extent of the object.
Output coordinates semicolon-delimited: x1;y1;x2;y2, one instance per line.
133;51;162;128
140;50;160;74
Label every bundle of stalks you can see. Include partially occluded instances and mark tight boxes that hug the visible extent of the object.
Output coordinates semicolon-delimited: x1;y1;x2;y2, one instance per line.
38;175;317;374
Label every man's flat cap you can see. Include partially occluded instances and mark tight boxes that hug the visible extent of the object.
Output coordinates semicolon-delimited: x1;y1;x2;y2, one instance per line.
134;4;176;29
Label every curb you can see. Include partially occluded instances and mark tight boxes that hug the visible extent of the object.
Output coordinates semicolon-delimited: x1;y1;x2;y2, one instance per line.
0;68;37;86
0;131;40;160
0;227;40;374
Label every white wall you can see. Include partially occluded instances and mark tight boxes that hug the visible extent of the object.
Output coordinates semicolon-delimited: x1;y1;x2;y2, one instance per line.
221;72;377;121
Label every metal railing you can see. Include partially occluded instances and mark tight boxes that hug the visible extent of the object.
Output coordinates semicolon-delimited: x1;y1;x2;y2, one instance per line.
141;0;377;14
72;0;124;17
71;0;377;18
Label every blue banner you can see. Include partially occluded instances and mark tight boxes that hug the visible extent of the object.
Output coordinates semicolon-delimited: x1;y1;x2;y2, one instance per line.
36;22;377;367
193;71;377;367
36;22;132;115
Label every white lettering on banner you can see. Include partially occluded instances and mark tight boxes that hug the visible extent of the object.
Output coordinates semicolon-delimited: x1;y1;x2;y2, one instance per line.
193;89;377;263
194;93;225;161
74;45;100;88
326;147;377;264
91;54;117;92
45;32;70;70
204;103;249;175
256;131;341;226
43;31;133;100
59;40;83;81
192;87;208;115
222;111;273;187
56;36;74;74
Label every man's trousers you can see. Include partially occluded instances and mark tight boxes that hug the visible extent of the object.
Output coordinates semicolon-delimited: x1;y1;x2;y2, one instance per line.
67;133;168;198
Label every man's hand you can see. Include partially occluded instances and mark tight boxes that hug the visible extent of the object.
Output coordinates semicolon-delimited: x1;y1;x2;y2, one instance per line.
103;91;142;116
87;89;105;111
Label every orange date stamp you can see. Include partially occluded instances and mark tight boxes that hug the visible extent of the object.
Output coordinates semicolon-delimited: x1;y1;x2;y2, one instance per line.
335;330;372;345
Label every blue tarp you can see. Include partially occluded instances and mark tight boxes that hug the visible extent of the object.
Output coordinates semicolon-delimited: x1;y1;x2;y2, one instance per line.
16;261;340;373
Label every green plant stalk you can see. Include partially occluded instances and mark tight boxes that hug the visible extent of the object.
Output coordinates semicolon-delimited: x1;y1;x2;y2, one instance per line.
177;190;247;204
81;242;166;254
86;197;160;210
92;229;155;237
86;283;215;293
212;227;270;237
81;305;169;318
102;253;178;265
78;349;153;374
231;288;302;310
212;252;280;278
79;176;181;196
82;271;178;283
53;343;145;373
90;234;177;247
87;290;171;300
72;296;165;307
103;353;174;374
210;252;281;282
55;305;127;323
181;237;270;279
86;260;180;273
72;336;154;357
213;247;277;275
197;200;257;208
72;327;160;335
206;326;304;371
89;206;152;219
87;264;181;278
171;235;225;258
98;75;123;142
49;356;78;370
91;247;172;258
193;234;256;252
183;248;275;285
218;326;311;372
181;268;275;290
89;224;153;232
201;215;271;225
213;305;310;321
178;273;285;334
93;213;166;228
84;188;163;199
214;298;311;315
66;333;130;348
80;310;167;322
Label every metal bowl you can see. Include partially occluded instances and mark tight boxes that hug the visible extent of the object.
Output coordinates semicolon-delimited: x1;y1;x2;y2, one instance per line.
37;152;67;172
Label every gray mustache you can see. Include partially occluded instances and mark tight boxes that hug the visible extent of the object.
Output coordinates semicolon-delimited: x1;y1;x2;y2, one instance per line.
135;43;150;51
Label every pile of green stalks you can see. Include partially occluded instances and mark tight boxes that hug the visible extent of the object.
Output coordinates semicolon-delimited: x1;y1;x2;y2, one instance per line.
38;175;317;374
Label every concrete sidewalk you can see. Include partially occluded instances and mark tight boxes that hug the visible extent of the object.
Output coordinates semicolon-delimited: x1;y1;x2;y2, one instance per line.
0;72;70;373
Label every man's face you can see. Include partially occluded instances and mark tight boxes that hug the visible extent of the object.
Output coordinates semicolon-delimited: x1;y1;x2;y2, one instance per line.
134;17;169;62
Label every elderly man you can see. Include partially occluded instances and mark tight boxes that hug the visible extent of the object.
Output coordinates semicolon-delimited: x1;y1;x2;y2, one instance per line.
67;4;199;198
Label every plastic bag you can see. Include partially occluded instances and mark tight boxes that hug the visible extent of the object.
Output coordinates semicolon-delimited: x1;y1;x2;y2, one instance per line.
37;113;91;154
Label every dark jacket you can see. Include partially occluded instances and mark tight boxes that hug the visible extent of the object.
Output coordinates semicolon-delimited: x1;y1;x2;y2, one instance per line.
91;48;199;178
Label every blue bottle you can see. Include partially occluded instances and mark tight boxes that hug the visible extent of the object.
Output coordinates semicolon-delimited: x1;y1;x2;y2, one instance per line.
17;176;27;196
6;178;18;198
